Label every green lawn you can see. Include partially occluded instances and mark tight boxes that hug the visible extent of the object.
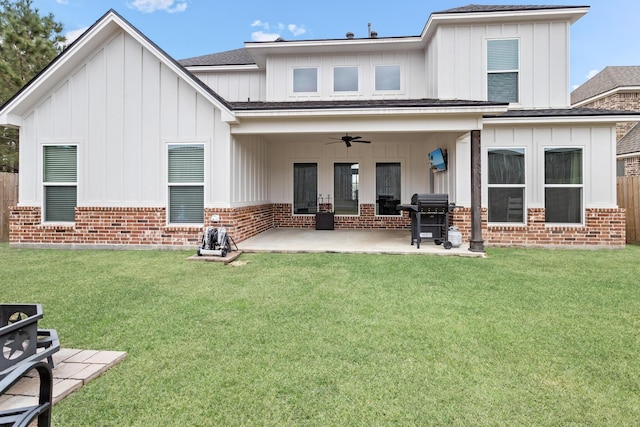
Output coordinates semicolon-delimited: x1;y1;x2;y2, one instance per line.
1;243;639;426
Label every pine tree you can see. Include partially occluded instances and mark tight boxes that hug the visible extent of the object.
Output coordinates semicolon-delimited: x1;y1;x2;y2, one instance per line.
0;0;65;172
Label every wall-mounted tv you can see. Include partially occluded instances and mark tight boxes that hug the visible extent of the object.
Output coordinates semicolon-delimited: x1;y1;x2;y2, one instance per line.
429;148;447;172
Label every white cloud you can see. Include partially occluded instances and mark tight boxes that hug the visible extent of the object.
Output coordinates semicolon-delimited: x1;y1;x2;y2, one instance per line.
251;31;281;42
64;26;89;45
56;0;69;4
586;69;600;80
288;24;306;37
128;0;189;13
251;20;269;30
250;20;307;41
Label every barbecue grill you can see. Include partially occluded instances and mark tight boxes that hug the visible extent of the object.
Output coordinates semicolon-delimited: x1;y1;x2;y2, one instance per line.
399;193;454;249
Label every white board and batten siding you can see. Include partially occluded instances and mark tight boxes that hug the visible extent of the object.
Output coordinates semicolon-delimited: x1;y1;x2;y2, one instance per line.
192;71;266;103
482;125;618;209
267;133;460;207
18;29;231;209
430;21;572;109
265;51;426;102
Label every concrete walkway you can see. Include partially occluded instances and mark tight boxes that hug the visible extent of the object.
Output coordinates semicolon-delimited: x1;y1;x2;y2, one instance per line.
0;348;126;411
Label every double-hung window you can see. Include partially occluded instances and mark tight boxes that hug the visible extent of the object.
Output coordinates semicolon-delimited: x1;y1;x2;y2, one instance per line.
293;67;318;93
487;39;519;103
487;148;525;223
168;144;204;224
293;163;317;214
43;145;77;223
544;147;583;224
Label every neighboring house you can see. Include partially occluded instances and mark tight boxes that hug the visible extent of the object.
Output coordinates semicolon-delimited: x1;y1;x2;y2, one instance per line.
571;66;640;176
1;4;639;250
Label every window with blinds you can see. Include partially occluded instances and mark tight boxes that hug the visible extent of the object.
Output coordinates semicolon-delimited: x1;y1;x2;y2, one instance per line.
168;144;204;224
43;145;77;222
487;39;519;103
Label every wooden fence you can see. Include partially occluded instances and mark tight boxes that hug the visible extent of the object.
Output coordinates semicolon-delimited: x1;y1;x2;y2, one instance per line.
1;173;18;242
617;176;640;244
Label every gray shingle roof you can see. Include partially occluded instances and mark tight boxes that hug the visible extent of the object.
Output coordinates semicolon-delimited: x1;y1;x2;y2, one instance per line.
228;98;506;111
179;48;255;67
435;4;587;14
571;66;640;105
618;123;640;155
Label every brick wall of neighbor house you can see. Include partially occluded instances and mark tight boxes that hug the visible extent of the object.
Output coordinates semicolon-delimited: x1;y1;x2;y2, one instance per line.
624;157;640;176
10;204;274;247
582;92;640;140
451;207;626;247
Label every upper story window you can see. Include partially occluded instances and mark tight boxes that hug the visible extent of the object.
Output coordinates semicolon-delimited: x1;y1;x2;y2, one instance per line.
487;39;519;103
375;65;401;91
168;144;204;224
293;67;318;93
333;66;359;92
43;145;77;223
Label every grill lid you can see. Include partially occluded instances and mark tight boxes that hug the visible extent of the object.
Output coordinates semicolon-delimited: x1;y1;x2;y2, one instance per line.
411;193;449;205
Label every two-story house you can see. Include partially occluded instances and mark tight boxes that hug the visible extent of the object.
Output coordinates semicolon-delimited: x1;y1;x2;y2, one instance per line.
1;4;638;249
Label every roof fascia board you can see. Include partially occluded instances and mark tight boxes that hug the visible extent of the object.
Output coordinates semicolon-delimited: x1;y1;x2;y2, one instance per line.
230;115;485;135
245;36;423;68
618;152;640;159
185;64;260;73
0;10;235;123
484;114;640;126
233;105;508;119
572;86;640;107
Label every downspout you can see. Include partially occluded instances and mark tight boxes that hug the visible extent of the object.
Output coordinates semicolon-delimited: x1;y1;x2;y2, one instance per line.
469;130;485;252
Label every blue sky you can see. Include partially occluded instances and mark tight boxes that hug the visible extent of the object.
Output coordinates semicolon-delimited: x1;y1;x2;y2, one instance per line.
32;0;640;90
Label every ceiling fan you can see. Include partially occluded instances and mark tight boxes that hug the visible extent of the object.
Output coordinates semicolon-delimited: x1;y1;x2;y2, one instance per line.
327;133;371;148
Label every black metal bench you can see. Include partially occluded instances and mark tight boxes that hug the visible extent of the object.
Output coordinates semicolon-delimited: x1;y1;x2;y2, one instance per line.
0;360;53;427
0;304;60;379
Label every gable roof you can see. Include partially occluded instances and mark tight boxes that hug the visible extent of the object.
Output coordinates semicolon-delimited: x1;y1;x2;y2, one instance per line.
0;9;235;126
571;66;640;105
618;123;640;156
179;48;255;67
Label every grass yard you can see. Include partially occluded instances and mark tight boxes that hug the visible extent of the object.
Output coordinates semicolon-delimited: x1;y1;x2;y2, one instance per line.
1;242;639;426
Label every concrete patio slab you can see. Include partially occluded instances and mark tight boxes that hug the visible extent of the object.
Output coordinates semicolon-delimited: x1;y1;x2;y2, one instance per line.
237;229;486;257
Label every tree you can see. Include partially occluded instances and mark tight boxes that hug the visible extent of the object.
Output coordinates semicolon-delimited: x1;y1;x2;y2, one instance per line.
0;0;65;172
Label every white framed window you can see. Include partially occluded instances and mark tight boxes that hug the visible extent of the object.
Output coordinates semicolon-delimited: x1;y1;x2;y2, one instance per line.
375;65;401;91
168;144;204;224
293;67;318;93
544;147;583;224
487;39;519;103
293;163;317;214
334;163;359;215
333;66;359;92
376;163;401;216
487;148;525;224
43;145;77;223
